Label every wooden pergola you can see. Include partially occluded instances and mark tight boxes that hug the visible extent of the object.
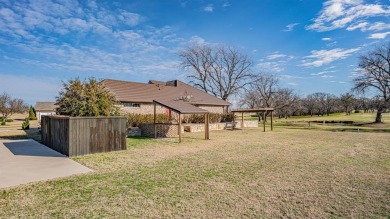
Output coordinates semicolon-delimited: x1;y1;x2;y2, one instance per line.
153;99;210;143
231;108;275;132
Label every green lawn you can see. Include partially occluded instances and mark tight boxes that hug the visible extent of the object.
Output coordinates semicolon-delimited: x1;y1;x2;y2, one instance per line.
1;128;389;218
272;112;390;133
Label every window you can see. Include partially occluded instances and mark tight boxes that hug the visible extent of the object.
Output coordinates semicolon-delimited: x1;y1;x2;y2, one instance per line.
123;103;141;108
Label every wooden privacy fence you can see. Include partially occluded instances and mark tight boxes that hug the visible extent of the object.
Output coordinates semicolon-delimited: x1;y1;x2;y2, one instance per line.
41;116;127;157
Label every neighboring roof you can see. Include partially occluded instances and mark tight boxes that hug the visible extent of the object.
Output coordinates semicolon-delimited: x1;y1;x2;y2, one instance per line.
153;99;209;114
231;108;274;113
102;79;230;106
35;102;57;111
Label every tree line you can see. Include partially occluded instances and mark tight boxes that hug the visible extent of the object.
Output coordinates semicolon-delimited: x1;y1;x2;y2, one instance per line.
180;42;390;123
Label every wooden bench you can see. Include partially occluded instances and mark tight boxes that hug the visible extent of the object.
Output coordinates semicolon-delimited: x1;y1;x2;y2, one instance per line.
225;122;237;130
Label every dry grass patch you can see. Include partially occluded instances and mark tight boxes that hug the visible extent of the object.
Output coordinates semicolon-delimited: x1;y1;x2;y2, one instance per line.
0;129;389;218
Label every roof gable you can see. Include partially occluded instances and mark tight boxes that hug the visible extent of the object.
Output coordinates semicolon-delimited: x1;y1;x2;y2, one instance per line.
35;102;57;111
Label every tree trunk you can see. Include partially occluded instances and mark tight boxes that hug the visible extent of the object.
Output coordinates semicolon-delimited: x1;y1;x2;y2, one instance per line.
375;108;383;123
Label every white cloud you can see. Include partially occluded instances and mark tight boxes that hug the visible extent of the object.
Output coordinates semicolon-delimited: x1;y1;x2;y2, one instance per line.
307;0;390;32
119;11;142;26
222;2;231;8
368;31;390;39
267;52;287;60
283;23;299;32
257;61;284;73
204;4;213;12
0;1;183;78
188;35;206;45
347;21;390;32
322;37;332;41
301;47;360;67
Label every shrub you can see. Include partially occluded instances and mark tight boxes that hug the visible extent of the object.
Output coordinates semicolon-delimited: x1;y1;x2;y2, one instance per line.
56;78;118;117
22;118;30;130
29;106;37;120
126;113;170;127
1;121;5;125
186;113;234;124
221;113;234;122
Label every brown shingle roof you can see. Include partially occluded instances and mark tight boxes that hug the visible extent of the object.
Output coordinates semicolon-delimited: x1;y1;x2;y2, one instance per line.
102;79;230;106
35;102;57;111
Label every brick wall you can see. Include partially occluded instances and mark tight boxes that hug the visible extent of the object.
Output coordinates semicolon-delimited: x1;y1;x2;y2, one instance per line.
139;123;184;138
119;103;166;114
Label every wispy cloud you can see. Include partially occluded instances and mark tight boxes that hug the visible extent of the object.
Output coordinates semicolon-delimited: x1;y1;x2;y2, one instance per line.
258;52;294;72
257;61;284;73
368;31;390;39
322;37;332;41
0;0;184;77
307;0;390;32
222;2;231;8
267;52;287;60
204;4;213;12
347;21;390;32
301;47;360;67
283;23;299;32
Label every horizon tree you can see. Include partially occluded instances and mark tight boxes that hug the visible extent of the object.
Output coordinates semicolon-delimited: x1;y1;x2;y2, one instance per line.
0;92;28;124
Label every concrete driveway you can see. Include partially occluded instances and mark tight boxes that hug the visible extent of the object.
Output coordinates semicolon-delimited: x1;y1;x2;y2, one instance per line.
0;139;92;189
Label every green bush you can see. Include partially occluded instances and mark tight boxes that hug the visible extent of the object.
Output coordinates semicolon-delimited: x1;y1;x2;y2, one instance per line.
29;106;37;120
22;118;30;130
221;113;234;122
186;113;234;124
1;121;5;125
126;113;170;127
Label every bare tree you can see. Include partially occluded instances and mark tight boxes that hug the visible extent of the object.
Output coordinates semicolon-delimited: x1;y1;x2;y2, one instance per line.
250;73;279;108
353;43;390;123
273;88;299;118
239;90;259;108
303;95;316;116
324;93;338;116
180;44;253;101
0;92;28;124
340;93;355;115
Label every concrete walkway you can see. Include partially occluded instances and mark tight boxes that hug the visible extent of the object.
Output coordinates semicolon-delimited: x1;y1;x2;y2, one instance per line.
0;139;92;189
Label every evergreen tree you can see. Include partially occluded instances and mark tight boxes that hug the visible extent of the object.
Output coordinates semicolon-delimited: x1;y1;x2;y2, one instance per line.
56;78;118;117
29;106;37;120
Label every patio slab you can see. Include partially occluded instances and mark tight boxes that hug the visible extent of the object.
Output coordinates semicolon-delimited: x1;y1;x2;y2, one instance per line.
0;139;92;189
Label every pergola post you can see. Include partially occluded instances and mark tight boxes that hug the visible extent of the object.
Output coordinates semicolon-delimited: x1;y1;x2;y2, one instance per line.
263;111;266;132
241;112;244;128
270;110;273;131
204;113;210;140
154;103;157;138
232;112;235;129
178;113;182;143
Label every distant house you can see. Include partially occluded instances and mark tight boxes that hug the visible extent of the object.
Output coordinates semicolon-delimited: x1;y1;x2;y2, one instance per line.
35;102;57;120
102;79;231;114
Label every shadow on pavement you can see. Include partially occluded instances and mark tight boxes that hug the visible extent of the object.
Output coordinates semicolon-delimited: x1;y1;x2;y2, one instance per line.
3;139;65;157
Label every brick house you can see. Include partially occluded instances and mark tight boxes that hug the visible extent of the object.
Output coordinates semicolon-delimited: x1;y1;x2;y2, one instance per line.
102;79;231;114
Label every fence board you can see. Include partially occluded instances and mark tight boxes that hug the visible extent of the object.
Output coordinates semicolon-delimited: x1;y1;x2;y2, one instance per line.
41;116;127;157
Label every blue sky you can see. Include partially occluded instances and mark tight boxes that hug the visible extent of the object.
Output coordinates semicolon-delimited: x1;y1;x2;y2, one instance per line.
1;0;390;105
